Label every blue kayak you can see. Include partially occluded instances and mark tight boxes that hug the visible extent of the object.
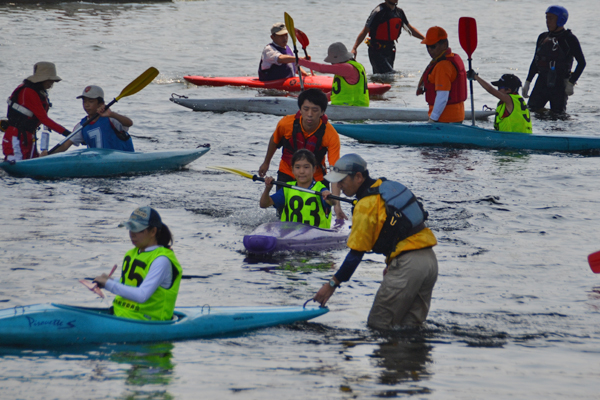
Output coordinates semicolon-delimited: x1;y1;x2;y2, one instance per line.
333;122;600;153
0;146;210;179
243;220;350;254
0;303;328;347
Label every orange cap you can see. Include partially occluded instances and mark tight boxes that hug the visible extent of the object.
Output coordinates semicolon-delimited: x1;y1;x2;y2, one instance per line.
421;26;448;45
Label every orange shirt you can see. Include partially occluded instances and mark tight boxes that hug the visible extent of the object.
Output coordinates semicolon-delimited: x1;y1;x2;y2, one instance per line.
427;59;465;123
272;114;341;181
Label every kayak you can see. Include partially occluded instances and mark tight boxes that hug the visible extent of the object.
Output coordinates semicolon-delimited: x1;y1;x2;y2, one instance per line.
333;122;600;154
183;75;391;96
0;146;210;179
243;220;350;254
0;303;328;347
170;96;494;122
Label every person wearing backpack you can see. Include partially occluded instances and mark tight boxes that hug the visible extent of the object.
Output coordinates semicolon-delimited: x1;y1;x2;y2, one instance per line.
313;154;438;329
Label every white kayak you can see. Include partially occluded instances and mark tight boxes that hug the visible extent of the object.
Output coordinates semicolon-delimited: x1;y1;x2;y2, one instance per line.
170;96;494;122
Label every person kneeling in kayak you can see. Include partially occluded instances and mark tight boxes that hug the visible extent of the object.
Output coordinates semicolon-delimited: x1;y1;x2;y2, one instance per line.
468;72;532;134
93;206;183;321
260;149;336;229
52;85;134;153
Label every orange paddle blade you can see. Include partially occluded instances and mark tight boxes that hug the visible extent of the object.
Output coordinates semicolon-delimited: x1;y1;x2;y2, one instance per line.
588;251;600;273
296;28;309;49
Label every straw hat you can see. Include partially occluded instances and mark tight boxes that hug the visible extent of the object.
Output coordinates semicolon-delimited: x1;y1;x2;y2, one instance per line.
26;62;62;83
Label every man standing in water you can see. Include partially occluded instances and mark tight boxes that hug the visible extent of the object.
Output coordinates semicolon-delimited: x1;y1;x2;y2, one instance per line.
258;22;308;81
416;26;467;123
523;5;586;114
314;154;438;329
351;0;424;74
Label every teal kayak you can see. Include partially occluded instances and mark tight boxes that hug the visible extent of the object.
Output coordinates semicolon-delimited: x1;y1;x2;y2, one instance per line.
0;146;210;179
0;303;328;348
333;123;600;154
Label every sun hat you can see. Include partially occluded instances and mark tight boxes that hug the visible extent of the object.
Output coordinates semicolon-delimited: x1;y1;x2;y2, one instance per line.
421;26;448;45
118;206;163;233
491;74;522;90
26;62;62;83
324;42;354;64
271;22;288;35
324;154;367;183
76;85;105;99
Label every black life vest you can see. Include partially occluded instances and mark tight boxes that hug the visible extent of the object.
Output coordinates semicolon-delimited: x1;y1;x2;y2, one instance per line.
258;43;295;81
277;111;328;174
534;30;573;75
6;80;49;134
364;178;428;256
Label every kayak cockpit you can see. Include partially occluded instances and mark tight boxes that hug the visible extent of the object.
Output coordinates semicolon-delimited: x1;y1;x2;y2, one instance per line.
52;303;187;323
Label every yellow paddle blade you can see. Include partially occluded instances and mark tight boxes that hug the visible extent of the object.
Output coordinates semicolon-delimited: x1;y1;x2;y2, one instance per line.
115;67;159;101
284;12;297;44
207;166;254;179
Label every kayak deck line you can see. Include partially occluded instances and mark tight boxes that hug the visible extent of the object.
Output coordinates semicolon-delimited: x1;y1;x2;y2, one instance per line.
0;145;211;179
170;95;494;122
333;122;600;155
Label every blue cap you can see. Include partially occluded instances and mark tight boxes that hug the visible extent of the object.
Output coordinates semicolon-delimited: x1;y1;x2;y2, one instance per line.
118;206;162;233
546;5;568;27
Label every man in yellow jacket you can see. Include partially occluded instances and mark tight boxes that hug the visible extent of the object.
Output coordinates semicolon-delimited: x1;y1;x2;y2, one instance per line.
314;154;438;329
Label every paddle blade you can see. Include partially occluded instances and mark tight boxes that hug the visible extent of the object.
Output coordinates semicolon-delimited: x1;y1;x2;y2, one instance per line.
588;251;600;273
208;166;254;179
114;67;159;101
295;28;309;49
458;17;477;58
79;280;105;298
284;12;297;44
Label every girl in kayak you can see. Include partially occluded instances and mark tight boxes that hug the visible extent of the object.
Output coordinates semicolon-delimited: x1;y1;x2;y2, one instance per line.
93;206;183;321
260;149;336;229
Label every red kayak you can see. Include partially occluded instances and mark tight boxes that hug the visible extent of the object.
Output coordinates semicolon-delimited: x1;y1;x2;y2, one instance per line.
183;75;391;95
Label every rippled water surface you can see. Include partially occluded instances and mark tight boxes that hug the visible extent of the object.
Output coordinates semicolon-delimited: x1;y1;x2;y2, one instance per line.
1;0;599;398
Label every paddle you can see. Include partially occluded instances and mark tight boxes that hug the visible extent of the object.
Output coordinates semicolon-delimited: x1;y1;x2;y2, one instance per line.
284;12;304;91
458;17;477;127
79;264;117;299
49;67;159;155
588;251;600;273
208;166;356;205
295;28;314;76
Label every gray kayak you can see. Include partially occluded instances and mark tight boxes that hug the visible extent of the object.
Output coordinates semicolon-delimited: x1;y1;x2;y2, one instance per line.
170;96;494;122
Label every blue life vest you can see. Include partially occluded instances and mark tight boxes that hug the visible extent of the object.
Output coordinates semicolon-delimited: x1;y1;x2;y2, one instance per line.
365;178;428;256
80;116;134;152
258;43;295;81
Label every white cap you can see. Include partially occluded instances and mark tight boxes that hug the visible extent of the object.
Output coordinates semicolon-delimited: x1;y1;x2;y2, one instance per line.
77;85;104;99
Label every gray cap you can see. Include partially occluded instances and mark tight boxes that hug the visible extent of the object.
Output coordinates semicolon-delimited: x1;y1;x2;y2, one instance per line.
77;85;104;99
118;206;163;233
271;22;288;35
324;42;354;64
324;154;367;183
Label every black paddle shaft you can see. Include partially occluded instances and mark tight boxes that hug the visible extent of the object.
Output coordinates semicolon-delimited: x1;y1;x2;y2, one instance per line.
251;175;355;204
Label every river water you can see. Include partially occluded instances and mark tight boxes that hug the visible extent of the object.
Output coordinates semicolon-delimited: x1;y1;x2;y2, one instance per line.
1;0;599;398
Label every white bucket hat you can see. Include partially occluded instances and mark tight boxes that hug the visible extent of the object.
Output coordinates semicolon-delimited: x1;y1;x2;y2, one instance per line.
26;62;62;83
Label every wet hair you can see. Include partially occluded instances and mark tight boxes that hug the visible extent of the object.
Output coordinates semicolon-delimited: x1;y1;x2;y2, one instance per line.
149;223;173;249
291;149;317;168
298;89;328;112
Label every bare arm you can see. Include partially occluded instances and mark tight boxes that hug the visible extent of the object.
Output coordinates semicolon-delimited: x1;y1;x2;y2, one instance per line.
259;135;279;177
351;26;370;57
260;177;275;208
407;23;425;40
50;139;74;154
98;105;133;127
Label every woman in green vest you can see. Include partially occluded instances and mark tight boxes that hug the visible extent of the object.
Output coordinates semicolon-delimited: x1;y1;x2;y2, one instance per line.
468;71;533;133
260;149;336;229
93;206;183;321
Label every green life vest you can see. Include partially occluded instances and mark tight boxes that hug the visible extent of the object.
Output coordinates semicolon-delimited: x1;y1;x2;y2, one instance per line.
494;94;532;134
331;60;370;107
281;180;332;229
113;246;182;321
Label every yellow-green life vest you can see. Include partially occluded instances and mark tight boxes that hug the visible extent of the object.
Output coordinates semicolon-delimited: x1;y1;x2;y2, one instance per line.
282;180;332;229
113;246;182;321
331;60;370;107
494;94;532;134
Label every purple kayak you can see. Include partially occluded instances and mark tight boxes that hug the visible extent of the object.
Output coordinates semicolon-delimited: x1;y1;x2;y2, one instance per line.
243;220;350;254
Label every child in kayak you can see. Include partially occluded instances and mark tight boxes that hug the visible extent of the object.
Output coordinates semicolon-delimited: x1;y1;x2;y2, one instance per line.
52;85;134;153
468;72;533;134
260;149;336;229
93;206;183;321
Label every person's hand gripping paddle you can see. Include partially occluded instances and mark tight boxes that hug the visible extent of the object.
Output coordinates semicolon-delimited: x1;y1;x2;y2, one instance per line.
79;264;117;299
459;17;477;126
284;12;304;91
49;67;159;154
